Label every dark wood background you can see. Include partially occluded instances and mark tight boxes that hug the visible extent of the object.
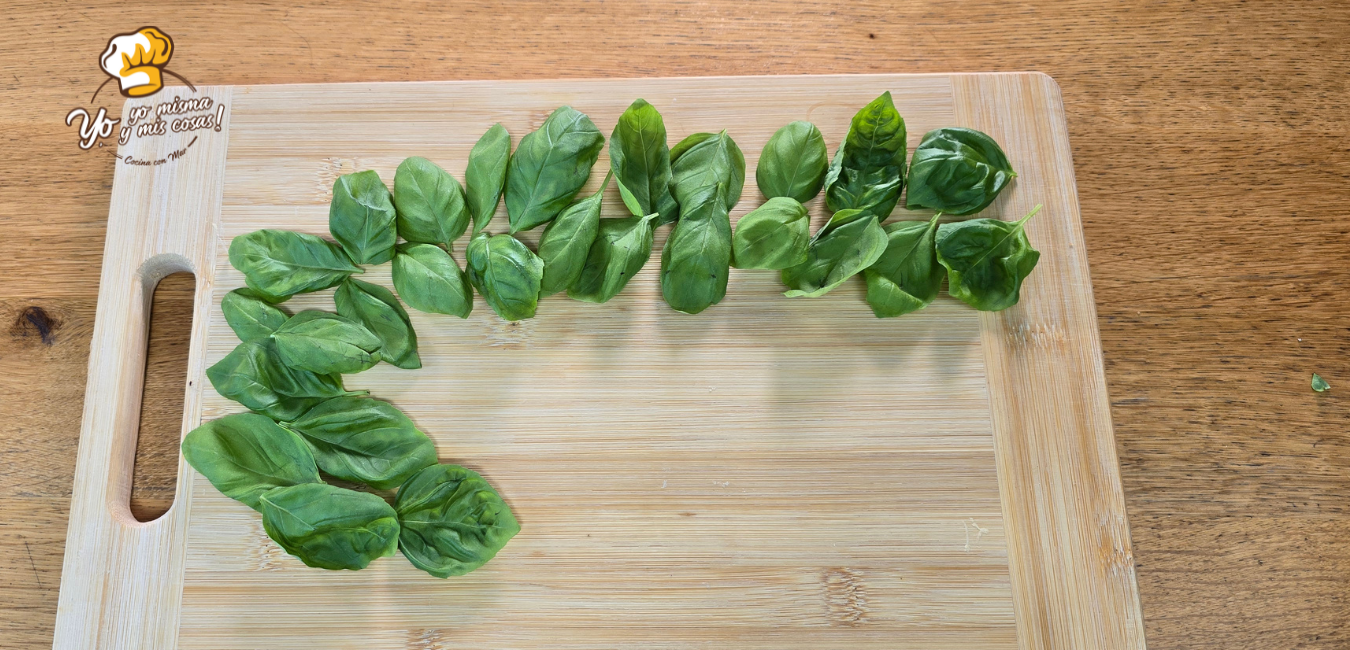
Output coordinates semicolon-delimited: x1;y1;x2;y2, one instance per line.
2;2;1346;647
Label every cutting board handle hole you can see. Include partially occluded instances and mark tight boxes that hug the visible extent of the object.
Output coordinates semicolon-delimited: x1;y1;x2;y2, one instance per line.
126;268;195;523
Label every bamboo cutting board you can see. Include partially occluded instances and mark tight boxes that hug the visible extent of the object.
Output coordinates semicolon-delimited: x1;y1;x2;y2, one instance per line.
55;74;1145;649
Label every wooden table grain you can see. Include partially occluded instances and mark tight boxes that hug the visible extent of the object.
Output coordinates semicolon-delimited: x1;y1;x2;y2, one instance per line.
0;2;1345;648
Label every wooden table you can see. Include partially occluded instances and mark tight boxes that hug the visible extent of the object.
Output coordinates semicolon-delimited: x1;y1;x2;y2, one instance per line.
1;2;1345;648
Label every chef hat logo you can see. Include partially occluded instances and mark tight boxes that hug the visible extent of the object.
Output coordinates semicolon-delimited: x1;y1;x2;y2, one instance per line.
99;27;174;97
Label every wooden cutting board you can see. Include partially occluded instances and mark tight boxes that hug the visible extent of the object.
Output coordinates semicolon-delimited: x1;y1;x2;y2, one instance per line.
54;74;1145;649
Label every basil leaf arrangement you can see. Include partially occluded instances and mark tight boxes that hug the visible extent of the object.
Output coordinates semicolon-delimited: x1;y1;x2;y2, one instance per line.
609;99;679;225
661;131;745;314
196;163;520;576
505;106;604;233
824;91;907;219
466;124;511;234
906;127;1016;215
756;121;828;203
193;95;1041;578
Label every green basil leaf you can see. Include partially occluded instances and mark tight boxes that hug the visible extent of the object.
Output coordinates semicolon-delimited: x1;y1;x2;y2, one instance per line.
271;310;382;375
284;396;437;490
395;464;520;578
615;178;646;219
809;207;871;242
661;131;744;314
391;243;473;318
221;288;289;342
669;132;716;162
668;131;745;212
260;483;400;571
538;171;609;296
731;197;810;270
206;339;354;422
394;156;469;246
781;210;888;298
609;99;678;225
1312;373;1331;393
505;106;604;233
181;412;321;511
823;91;907;219
567;213;658;304
906;127;1016;216
329;170;397;265
936;205;1041;311
466;124;511;234
228;229;360;299
466;233;544;321
660;199;732;314
756;121;828;203
863;215;944;317
334;278;420;370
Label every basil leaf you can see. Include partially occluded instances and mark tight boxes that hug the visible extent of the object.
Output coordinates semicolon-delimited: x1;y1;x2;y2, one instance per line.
272;310;382;375
731;197;810;270
180;413;321;511
781;209;888;298
329;170;398;265
1312;373;1331;393
394;156;469;246
863;215;944;317
668;131;745;212
538;171;609;296
466;123;511;234
660;200;732;314
756;121;828;203
395;464;520;578
505;106;604;233
228;229;360;299
609;99;678;225
568;213;658;304
466;233;544;321
391;243;473;318
906;127;1016;216
823;91;907;219
661;131;744;314
206;339;354;422
221;288;289;342
260;483;400;571
284;396;437;490
936;205;1042;311
669;131;716;161
334;278;420;370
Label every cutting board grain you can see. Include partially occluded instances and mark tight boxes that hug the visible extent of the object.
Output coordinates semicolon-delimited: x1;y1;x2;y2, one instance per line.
54;73;1143;649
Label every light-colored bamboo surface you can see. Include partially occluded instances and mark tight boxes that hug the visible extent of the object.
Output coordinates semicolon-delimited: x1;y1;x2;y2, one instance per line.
54;74;1141;648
